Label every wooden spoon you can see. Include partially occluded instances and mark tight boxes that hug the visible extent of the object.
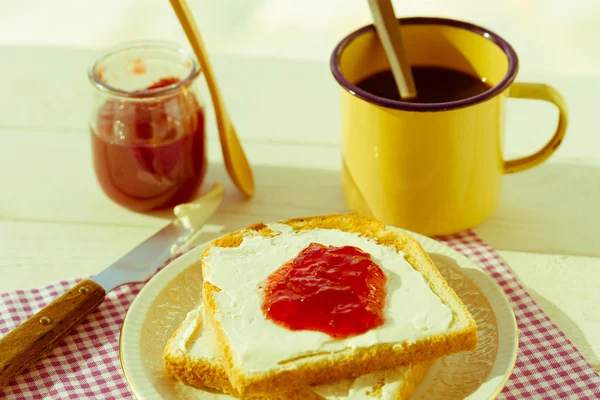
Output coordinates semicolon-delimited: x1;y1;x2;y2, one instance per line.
170;0;255;197
368;0;417;99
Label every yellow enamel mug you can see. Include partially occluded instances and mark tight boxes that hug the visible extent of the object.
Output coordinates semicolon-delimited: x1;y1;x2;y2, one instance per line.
331;17;568;236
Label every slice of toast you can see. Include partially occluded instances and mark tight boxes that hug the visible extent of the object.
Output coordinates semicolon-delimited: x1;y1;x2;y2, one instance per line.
202;214;477;395
164;305;434;400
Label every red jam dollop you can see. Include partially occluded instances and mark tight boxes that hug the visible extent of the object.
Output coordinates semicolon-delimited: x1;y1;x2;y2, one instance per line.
261;243;387;339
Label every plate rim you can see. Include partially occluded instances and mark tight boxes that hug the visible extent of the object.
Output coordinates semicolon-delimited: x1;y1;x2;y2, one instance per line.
119;229;518;400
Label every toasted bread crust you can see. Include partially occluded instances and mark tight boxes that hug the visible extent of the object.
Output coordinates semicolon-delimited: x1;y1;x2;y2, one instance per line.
202;214;477;396
210;222;278;249
164;352;236;395
163;314;235;395
395;361;433;399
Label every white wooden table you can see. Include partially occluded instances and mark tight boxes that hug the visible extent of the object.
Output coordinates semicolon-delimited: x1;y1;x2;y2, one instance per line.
0;1;599;375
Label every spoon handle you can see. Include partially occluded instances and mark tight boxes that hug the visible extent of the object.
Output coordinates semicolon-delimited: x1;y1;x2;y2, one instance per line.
169;0;228;126
368;0;417;99
170;0;254;198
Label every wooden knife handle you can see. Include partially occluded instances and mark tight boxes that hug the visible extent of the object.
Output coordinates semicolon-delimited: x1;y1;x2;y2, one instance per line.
0;280;105;389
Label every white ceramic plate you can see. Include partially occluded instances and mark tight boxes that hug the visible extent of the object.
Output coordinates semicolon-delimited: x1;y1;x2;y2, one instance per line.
120;230;518;399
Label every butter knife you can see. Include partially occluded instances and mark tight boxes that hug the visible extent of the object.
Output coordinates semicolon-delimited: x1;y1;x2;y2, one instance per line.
0;184;223;389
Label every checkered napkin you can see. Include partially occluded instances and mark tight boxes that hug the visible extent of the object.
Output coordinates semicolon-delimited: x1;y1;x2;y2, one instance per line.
1;232;599;399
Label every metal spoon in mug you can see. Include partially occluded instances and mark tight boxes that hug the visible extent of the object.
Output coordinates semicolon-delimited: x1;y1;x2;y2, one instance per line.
368;0;417;100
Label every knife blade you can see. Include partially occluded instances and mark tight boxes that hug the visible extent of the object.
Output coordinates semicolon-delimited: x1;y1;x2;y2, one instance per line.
92;222;185;293
0;183;224;389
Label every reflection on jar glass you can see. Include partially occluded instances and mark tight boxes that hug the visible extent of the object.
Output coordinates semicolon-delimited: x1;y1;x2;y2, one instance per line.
88;41;207;212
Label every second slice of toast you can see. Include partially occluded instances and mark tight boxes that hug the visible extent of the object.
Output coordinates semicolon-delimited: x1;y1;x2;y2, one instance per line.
164;305;433;400
202;214;477;395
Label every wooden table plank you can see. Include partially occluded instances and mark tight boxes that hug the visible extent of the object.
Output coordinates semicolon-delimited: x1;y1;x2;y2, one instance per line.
0;46;599;162
0;221;153;291
2;128;599;257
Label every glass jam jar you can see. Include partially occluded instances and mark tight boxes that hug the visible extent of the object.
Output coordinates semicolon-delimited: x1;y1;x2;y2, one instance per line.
88;41;207;212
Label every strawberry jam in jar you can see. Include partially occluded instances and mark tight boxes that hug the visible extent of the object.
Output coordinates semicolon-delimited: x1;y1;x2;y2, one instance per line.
88;41;207;211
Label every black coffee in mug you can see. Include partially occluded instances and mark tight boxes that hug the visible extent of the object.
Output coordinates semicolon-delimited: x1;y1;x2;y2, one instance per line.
355;66;491;103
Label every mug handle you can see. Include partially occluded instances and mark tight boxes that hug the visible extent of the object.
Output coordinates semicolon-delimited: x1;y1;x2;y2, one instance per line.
504;82;569;173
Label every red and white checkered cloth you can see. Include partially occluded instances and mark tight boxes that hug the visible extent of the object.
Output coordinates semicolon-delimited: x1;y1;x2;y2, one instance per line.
1;231;599;399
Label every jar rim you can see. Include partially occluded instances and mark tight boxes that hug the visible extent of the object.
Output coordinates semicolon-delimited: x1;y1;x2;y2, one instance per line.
88;40;201;99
